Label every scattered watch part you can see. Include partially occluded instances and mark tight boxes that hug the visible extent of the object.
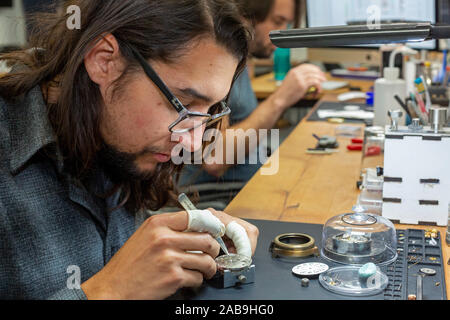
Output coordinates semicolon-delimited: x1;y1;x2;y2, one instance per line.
292;262;329;278
301;278;310;287
419;268;437;276
270;233;319;258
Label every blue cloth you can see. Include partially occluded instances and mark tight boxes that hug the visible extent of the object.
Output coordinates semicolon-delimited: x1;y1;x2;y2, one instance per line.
227;67;258;126
178;68;261;187
0;87;137;299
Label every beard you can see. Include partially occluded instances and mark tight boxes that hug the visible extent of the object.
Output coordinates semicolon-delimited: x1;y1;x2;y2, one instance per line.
98;142;159;182
251;41;275;59
96;141;180;212
252;48;273;59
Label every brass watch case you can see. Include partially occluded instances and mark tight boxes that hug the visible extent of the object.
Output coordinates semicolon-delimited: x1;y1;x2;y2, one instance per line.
270;233;319;258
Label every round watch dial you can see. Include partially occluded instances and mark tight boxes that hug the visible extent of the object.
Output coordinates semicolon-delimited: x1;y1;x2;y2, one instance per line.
215;254;252;271
292;262;329;278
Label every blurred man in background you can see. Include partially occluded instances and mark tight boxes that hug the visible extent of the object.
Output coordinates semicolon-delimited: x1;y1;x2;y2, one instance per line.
178;0;326;205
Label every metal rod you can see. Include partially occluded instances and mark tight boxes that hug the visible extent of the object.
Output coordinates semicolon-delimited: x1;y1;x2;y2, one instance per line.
416;274;423;300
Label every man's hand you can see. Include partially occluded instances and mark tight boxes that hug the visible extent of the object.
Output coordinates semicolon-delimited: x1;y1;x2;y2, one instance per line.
207;208;259;256
270;63;327;111
81;210;258;300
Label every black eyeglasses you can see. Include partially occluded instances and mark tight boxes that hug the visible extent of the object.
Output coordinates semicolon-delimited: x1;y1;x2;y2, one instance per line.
130;47;231;134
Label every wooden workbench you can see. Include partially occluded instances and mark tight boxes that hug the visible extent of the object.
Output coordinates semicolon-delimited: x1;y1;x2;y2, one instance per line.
225;92;450;299
251;72;374;100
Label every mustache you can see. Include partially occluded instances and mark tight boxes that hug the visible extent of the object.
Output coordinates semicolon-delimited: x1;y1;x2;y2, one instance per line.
136;145;170;157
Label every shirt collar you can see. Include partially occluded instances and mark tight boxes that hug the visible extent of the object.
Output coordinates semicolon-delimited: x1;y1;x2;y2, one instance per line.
8;86;57;174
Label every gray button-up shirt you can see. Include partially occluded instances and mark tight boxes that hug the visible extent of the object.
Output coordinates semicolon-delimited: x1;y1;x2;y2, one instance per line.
0;87;137;299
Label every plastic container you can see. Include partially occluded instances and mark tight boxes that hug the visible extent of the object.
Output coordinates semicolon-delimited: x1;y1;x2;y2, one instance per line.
363;126;385;144
360;168;384;192
335;125;362;138
273;48;291;82
374;67;406;126
364;135;384;156
404;56;417;97
357;189;382;215
319;265;388;296
365;92;374;106
361;127;385;171
321;206;397;266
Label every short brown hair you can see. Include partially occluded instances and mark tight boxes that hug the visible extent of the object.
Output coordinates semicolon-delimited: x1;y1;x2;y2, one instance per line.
236;0;300;27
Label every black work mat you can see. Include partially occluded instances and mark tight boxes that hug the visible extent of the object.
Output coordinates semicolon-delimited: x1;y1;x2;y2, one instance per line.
397;229;447;300
307;101;373;125
171;219;446;300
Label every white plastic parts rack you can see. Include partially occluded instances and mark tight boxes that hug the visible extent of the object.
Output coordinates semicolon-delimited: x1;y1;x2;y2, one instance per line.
382;125;450;226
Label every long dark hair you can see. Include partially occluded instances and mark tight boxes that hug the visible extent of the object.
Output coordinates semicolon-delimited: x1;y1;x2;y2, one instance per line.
0;0;251;212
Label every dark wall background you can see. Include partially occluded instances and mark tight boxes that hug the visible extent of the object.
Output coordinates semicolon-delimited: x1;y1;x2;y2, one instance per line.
0;0;13;7
23;0;55;12
439;0;450;24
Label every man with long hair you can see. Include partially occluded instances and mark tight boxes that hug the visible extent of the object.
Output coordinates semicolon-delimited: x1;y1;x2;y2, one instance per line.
0;0;258;299
179;0;326;189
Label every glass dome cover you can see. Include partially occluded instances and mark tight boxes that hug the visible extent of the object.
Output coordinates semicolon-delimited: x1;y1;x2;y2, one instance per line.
321;206;397;266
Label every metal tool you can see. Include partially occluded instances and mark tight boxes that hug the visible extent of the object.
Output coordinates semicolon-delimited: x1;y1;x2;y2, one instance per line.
178;193;229;255
306;148;339;155
388;109;403;131
416;268;438;300
394;95;412;119
408;118;423;132
429;107;447;133
312;134;339;149
416;274;423;300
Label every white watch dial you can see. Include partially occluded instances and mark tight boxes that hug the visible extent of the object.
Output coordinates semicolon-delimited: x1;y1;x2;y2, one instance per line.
292;262;329;277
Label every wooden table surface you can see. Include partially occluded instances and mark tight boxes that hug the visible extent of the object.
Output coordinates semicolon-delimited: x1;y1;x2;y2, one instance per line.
251;72;375;100
226;93;450;299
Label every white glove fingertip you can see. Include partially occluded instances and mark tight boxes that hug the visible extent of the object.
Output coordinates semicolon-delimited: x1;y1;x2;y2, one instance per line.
186;209;225;239
226;221;252;258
